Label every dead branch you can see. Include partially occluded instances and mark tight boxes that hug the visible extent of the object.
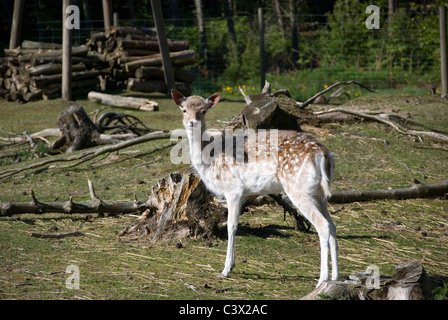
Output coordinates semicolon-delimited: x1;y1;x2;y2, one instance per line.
314;108;448;143
298;81;377;109
23;131;39;159
0;179;151;217
0;130;171;180
0;128;60;144
30;231;83;239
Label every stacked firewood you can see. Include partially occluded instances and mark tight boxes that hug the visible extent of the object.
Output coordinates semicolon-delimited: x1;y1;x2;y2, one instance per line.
0;40;102;102
0;27;197;102
86;26;196;95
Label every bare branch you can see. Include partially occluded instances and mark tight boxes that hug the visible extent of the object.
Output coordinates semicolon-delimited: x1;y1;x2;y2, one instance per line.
314;108;448;142
0;130;171;180
298;81;377;109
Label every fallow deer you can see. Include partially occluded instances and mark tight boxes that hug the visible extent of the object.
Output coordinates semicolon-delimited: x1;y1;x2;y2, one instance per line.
171;89;338;287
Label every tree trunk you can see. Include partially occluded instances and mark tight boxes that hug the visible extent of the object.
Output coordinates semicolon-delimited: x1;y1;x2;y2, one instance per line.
223;0;237;44
194;0;207;64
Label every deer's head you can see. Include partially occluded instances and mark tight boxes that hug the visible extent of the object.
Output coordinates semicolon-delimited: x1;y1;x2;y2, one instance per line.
171;89;221;131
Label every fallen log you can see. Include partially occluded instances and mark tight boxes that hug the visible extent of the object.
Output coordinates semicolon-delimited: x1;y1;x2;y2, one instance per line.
330;181;448;203
88;91;159;111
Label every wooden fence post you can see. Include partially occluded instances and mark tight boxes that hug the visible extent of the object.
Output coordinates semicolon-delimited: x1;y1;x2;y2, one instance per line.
440;6;448;99
258;7;266;91
9;0;25;49
113;12;119;27
102;0;112;31
62;0;72;101
150;0;176;93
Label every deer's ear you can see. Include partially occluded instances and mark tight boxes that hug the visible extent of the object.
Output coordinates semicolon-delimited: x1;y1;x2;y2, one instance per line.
207;93;221;109
171;89;186;108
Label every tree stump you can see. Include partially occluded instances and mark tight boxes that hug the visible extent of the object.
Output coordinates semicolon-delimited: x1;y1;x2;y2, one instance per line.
241;94;302;131
52;104;102;153
119;169;228;242
301;261;437;300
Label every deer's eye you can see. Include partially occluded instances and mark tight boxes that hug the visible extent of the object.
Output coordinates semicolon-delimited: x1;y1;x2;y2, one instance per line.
182;109;187;113
201;110;207;115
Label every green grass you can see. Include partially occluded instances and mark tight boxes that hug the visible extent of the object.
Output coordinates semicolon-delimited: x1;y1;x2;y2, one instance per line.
0;89;448;300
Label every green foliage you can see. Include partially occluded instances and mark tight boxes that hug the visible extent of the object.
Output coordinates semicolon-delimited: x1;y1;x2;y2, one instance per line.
433;282;448;300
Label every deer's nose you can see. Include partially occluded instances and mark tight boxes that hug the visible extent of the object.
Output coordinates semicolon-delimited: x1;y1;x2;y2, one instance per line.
189;120;195;127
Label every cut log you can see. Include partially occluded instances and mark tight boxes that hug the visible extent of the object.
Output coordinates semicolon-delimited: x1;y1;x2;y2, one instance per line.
88;91;159;111
31;70;100;88
117;48;159;57
27;62;87;77
124;50;197;72
21;40;62;50
135;66;196;83
105;26;157;39
115;38;189;52
127;78;191;96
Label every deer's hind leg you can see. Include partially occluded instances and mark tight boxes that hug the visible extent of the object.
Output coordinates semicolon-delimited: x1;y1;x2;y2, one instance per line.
282;181;338;287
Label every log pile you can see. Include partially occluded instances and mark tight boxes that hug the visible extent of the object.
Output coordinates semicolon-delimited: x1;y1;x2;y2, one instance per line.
0;27;197;102
85;26;196;95
0;41;101;102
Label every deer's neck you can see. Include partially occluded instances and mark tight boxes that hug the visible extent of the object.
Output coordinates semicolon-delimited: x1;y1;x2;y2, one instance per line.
186;125;208;167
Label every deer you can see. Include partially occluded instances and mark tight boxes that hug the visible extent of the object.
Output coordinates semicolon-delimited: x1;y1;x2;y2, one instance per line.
171;89;339;287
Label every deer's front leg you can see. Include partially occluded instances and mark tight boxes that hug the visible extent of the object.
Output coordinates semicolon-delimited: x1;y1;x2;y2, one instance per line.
221;194;243;277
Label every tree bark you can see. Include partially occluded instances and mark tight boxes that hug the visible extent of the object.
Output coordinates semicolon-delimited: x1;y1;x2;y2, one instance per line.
194;0;207;64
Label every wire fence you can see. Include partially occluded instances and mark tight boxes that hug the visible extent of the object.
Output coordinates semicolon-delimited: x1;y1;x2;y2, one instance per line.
24;9;442;99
